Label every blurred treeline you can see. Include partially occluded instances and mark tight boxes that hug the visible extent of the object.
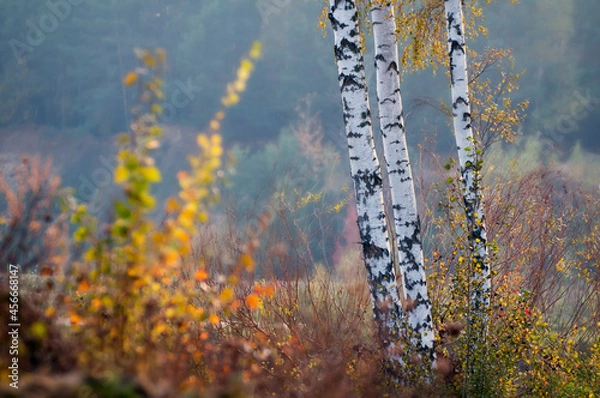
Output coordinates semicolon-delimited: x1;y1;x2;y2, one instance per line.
0;0;598;152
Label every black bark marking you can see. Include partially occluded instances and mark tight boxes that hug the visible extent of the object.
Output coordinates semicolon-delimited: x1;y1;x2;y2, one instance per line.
446;9;455;28
328;12;347;31
340;37;360;55
449;40;464;55
454;96;468;107
340;73;364;90
386;61;398;73
334;45;344;61
384;121;403;130
362;242;387;260
353;169;383;196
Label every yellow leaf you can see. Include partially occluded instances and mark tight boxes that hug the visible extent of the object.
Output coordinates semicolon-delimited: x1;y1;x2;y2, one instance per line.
178;209;195;228
234;80;247;92
209;314;220;325
219;287;234;303
174;228;190;245
123;72;138;86
240;254;255;272
83;248;97;261
211;134;222;146
143;53;157;68
151;104;163;115
240;59;254;73
237;68;251;82
166;308;175;319
156;47;167;63
249;41;262;60
30;322;47;339
139;192;156;209
198;212;209;224
163;250;180;267
114;165;129;183
141;166;162;182
228;93;240;106
132;230;146;246
211;144;223;157
197;134;209;149
209;119;221;131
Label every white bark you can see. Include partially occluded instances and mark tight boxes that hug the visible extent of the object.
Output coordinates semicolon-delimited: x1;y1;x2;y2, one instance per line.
444;0;490;315
328;0;404;366
371;2;435;360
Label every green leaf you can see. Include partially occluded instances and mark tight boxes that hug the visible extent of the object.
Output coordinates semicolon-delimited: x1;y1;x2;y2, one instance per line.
111;222;129;238
30;322;47;339
115;201;131;219
74;226;89;242
139;192;156;209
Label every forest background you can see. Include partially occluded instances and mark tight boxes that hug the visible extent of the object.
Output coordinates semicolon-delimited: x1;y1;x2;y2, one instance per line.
1;0;599;216
0;0;599;396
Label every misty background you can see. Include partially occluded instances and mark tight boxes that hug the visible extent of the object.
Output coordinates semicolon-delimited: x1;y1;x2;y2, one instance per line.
0;0;598;264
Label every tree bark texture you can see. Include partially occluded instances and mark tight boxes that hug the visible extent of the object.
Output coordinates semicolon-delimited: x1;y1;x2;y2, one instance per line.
371;1;435;360
329;0;404;366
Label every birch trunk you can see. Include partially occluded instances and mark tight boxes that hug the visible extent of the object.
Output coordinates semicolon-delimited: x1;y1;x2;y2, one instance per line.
371;1;434;360
444;0;491;318
328;0;404;366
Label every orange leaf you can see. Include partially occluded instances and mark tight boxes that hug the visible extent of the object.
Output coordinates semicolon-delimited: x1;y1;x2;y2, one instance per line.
195;269;208;281
209;314;220;325
264;283;276;298
123;72;138;86
245;294;260;310
166;198;180;213
230;299;241;311
78;279;90;292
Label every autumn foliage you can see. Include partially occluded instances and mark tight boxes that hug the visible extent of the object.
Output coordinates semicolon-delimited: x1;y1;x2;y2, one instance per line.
0;44;599;397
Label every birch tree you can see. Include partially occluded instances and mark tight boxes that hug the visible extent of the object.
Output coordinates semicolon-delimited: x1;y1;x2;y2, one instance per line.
328;0;405;367
443;0;491;324
371;1;435;361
